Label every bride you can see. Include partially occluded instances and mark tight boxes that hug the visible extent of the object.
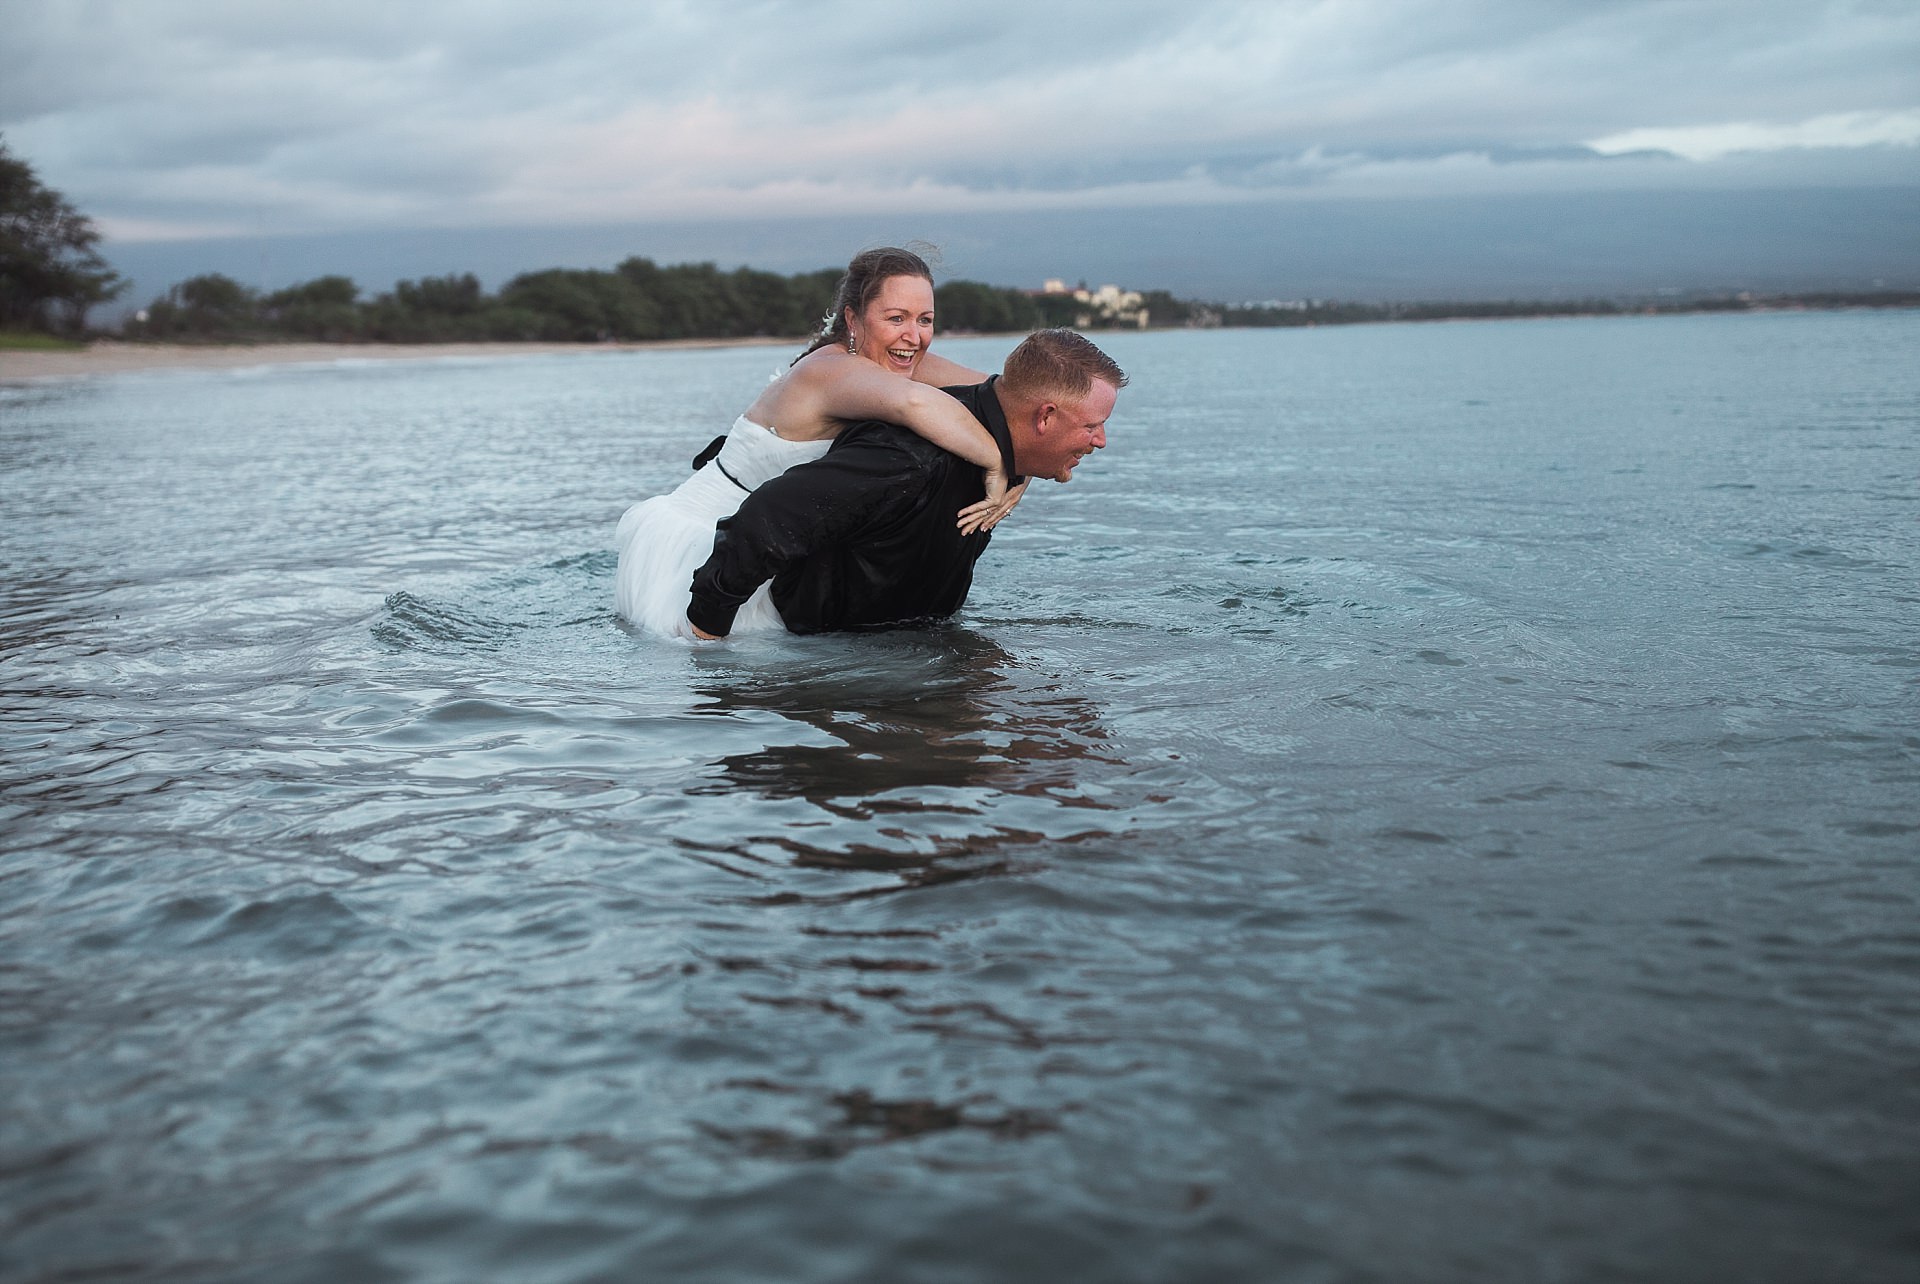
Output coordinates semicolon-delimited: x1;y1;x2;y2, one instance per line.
614;247;1023;639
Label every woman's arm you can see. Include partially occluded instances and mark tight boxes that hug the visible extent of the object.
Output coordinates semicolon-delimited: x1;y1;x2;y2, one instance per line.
912;349;990;386
801;353;1001;471
782;349;1014;534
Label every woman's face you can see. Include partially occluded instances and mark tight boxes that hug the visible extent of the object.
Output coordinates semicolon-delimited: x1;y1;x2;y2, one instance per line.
847;274;935;376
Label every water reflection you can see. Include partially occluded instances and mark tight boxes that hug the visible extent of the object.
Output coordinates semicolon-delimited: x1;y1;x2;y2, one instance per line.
680;629;1123;898
689;628;1116;802
662;634;1117;1173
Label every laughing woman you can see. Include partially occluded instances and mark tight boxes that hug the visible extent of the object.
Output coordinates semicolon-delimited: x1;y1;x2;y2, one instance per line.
614;246;1023;639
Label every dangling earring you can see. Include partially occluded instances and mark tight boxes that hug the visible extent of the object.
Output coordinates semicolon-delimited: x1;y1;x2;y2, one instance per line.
846;332;857;355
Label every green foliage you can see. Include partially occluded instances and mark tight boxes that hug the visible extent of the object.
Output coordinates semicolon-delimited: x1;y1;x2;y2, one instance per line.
393;273;485;315
118;239;1916;348
789;268;842;332
0;329;87;351
1136;290;1191;326
263;275;362;340
266;275;357;308
122;259;863;345
934;280;1039;333
498;268;658;341
359;274;489;341
178;273;253;316
614;258;838;339
0;135;127;334
128;273;261;339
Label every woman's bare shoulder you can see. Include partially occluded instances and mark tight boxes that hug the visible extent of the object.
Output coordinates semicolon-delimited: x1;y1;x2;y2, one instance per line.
790;345;853;378
746;348;847;440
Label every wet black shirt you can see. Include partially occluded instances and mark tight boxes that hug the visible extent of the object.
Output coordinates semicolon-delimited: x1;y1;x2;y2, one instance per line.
686;378;1016;636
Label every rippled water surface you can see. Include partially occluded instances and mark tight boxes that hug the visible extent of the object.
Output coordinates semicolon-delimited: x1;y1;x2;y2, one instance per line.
4;313;1918;1282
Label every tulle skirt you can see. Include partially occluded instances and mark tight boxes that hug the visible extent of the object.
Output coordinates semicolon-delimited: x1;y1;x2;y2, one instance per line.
613;417;832;639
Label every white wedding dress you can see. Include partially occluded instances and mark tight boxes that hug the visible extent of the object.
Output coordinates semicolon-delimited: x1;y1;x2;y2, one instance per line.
613;416;833;639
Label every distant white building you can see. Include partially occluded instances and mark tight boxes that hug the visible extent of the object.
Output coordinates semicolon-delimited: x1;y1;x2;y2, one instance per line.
1042;280;1149;328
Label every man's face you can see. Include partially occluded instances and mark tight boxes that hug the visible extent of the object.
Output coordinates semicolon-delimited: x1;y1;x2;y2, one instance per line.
1025;379;1118;484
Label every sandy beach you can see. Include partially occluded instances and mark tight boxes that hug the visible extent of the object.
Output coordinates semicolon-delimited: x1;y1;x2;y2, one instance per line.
0;336;796;383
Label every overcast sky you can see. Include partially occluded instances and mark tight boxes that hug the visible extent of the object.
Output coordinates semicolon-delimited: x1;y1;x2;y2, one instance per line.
4;0;1916;297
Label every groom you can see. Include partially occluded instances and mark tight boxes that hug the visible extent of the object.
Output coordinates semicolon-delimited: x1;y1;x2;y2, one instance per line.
687;328;1126;638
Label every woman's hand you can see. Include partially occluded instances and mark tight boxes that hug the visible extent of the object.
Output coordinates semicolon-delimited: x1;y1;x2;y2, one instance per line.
956;465;1028;535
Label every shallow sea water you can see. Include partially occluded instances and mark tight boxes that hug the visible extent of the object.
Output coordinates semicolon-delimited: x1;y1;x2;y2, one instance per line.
3;312;1917;1282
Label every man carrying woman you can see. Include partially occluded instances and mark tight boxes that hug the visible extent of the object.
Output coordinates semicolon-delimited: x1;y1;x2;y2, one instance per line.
613;247;1124;639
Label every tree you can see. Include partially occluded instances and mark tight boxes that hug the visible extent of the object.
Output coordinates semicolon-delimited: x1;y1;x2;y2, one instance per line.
265;275;358;309
263;275;362;340
0;135;126;333
392;272;484;315
365;273;490;341
935;280;1041;333
128;273;259;339
499;268;660;341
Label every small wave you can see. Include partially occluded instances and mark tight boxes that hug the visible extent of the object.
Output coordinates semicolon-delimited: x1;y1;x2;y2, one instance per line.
545;550;617;576
1728;541;1881;570
964;611;1156;631
371;590;523;651
161;890;383;961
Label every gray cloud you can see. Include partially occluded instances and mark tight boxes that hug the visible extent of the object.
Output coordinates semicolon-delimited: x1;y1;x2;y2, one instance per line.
3;0;1915;241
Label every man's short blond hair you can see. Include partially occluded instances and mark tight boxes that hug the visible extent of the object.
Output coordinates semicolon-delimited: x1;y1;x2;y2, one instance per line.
1001;328;1128;404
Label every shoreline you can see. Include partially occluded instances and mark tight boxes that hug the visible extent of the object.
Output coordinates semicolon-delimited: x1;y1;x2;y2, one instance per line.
7;300;1914;384
0;335;800;383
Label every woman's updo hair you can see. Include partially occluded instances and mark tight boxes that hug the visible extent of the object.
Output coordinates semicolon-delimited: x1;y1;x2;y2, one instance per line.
798;246;935;361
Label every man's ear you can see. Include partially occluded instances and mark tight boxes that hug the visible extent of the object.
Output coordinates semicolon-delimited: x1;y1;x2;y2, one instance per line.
1034;401;1058;434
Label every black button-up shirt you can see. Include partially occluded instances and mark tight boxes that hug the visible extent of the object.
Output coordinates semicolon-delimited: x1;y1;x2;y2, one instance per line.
686;378;1018;636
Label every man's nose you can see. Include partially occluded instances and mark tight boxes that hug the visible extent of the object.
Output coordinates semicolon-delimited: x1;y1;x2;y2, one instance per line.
1091;426;1107;448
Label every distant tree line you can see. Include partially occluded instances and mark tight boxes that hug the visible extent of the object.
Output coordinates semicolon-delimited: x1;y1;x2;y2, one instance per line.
118;267;1920;345
123;261;1096;344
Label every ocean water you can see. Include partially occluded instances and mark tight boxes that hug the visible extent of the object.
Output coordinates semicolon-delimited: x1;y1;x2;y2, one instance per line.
3;312;1917;1283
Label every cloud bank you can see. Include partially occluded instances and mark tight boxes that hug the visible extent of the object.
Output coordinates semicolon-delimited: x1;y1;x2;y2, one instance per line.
3;0;1915;243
